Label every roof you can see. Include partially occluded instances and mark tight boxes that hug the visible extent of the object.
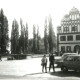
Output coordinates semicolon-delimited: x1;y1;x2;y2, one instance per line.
67;55;80;57
63;53;77;55
69;7;79;14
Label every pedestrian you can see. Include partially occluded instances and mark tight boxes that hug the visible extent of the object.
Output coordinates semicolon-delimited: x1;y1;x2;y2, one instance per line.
41;54;47;73
49;53;55;72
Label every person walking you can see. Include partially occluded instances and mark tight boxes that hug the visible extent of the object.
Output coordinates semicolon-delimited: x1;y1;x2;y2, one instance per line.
49;53;55;72
41;54;47;73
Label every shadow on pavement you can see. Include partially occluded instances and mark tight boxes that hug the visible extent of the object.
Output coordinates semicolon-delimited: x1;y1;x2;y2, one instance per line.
50;71;80;77
23;72;43;76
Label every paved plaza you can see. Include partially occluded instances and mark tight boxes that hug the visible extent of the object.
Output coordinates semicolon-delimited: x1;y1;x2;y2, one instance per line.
0;56;79;80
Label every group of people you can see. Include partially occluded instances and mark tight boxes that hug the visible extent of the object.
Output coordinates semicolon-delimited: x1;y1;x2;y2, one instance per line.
41;53;55;73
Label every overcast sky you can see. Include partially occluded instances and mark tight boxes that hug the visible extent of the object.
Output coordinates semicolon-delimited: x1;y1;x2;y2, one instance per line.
0;0;80;38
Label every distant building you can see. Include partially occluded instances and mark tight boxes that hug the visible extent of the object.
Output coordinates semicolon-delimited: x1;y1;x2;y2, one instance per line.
57;7;80;53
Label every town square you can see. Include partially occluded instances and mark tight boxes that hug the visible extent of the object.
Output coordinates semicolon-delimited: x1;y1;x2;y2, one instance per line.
0;0;80;80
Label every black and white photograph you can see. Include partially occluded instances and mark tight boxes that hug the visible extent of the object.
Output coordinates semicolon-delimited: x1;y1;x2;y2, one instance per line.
0;0;80;80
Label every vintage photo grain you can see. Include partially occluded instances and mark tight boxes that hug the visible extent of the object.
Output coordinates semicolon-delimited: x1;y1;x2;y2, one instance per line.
0;0;80;80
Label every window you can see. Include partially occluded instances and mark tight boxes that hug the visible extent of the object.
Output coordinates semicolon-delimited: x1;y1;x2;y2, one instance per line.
66;46;71;52
77;14;79;19
74;15;76;20
67;35;73;41
66;27;69;31
72;15;75;20
57;27;61;33
72;26;75;31
74;57;79;61
64;27;69;32
76;35;80;40
66;56;73;61
61;46;65;52
72;26;78;32
70;15;71;19
60;36;66;41
64;27;66;31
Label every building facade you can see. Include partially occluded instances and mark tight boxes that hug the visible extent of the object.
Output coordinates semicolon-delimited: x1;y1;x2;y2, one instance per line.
57;7;80;53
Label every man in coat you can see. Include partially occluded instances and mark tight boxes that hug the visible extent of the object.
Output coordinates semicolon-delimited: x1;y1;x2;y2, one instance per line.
49;53;55;72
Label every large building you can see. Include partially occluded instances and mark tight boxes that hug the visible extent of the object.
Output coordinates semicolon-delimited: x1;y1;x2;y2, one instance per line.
57;7;80;53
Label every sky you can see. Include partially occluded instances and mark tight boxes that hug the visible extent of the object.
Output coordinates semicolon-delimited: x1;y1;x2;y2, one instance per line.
0;0;80;38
